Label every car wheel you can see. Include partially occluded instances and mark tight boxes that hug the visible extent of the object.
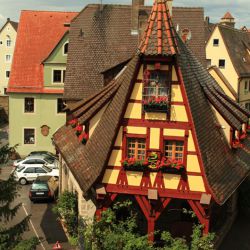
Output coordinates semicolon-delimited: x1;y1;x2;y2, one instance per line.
19;178;27;185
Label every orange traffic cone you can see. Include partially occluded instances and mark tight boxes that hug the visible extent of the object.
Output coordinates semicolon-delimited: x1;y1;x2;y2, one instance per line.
52;241;62;250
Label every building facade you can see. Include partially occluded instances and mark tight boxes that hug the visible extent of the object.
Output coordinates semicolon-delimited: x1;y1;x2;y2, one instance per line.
54;0;250;241
206;12;250;112
7;11;77;156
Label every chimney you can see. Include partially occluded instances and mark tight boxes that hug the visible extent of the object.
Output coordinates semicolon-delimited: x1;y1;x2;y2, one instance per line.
131;0;144;35
220;12;235;28
167;0;173;17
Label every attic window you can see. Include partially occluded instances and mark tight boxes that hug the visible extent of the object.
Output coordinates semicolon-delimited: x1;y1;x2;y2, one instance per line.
6;36;11;47
213;39;219;46
24;97;34;113
142;69;170;113
245;102;250;111
219;59;225;69
63;43;68;55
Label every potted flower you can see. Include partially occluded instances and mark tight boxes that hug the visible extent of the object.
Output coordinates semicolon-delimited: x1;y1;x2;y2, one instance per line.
158;157;185;174
68;118;78;128
121;157;148;171
78;132;89;145
143;96;168;112
75;124;83;136
232;139;243;149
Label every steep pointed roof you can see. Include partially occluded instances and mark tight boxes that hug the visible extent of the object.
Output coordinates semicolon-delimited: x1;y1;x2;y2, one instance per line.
53;1;250;204
222;12;234;20
139;0;177;55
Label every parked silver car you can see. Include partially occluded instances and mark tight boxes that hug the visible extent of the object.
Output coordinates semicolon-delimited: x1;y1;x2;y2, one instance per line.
13;155;59;169
13;165;59;185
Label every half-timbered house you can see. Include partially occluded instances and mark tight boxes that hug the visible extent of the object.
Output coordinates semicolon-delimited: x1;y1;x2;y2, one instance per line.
53;0;250;240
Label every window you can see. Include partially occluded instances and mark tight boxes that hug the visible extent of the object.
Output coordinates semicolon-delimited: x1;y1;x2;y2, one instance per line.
127;138;146;160
219;59;225;69
57;98;65;113
5;54;11;62
24;97;34;113
245;103;250;111
143;69;170;112
24;129;35;144
53;69;66;83
206;59;211;68
6;36;11;47
35;167;47;173
6;71;10;78
23;167;35;173
63;43;68;55
213;39;219;46
35;160;45;164
23;159;36;164
164;141;184;162
4;88;7;95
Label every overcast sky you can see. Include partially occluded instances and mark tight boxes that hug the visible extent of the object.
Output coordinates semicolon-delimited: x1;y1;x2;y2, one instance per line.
0;0;249;28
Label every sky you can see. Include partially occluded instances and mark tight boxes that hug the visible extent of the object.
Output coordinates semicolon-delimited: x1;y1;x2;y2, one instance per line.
0;0;249;29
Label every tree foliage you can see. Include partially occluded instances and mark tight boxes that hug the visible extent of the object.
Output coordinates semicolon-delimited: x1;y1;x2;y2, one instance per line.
79;201;215;250
0;144;31;249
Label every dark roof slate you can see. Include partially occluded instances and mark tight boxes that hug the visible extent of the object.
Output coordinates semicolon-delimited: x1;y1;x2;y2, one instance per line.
64;4;206;100
219;25;250;77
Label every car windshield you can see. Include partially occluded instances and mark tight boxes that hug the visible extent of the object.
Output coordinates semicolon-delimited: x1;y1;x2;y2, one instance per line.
44;157;54;164
43;166;52;172
17;166;25;172
31;183;48;190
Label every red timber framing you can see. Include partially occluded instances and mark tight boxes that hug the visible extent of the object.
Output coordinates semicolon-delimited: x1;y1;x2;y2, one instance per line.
95;59;213;240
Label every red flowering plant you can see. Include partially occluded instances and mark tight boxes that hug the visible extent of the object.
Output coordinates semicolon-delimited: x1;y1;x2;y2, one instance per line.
68;118;78;128
239;131;247;140
232;139;243;149
121;157;148;171
143;96;169;112
157;157;185;174
78;131;89;145
75;124;83;136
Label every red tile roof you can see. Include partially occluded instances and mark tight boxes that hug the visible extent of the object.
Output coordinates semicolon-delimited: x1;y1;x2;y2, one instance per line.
139;0;177;55
8;10;78;94
222;12;234;19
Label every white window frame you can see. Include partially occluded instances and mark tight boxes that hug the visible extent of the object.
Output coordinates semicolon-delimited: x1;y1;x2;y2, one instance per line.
52;68;66;84
6;36;11;47
24;97;36;114
23;127;36;146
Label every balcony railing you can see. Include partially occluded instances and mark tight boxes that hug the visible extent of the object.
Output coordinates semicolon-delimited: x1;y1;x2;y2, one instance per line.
142;86;170;113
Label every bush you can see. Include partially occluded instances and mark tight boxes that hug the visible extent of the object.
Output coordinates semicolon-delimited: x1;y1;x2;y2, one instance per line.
12;237;39;250
53;191;78;236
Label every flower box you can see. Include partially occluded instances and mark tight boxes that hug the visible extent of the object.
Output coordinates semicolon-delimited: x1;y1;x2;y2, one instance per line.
143;96;168;113
121;158;148;172
68;118;78;128
78;132;89;145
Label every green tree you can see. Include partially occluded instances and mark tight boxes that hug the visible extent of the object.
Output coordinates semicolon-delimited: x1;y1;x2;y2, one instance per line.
0;144;38;250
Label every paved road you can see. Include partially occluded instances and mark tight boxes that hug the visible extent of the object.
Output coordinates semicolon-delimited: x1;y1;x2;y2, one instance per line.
0;165;75;250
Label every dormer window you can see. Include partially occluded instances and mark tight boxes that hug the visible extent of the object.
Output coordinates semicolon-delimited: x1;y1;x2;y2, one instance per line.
63;42;68;55
213;39;219;46
142;69;170;113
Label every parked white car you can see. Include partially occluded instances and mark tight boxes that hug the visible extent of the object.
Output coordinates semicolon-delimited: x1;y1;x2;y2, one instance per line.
13;165;59;185
13;155;59;169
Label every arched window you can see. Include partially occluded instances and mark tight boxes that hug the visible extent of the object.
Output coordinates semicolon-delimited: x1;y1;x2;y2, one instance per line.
6;35;11;47
63;42;68;55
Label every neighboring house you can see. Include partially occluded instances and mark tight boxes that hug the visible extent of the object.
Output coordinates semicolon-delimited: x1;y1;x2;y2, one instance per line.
53;0;250;241
206;12;250;112
0;18;18;119
63;0;206;103
7;11;77;156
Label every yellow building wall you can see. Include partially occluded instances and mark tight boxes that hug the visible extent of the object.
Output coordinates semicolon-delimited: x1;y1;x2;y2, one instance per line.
208;68;236;100
102;169;120;184
150;128;160;149
188;175;206;192
206;26;238;92
163;174;181;189
188;131;196;151
127;126;146;134
131;82;143;100
170;105;188;122
172;66;178;81
163;128;185;137
145;112;167;120
137;65;143;80
126;171;143;186
108;150;122;166
114;126;123;147
187;155;201;173
89;104;108;137
171;84;183;102
0;22;17;95
124;103;142;119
